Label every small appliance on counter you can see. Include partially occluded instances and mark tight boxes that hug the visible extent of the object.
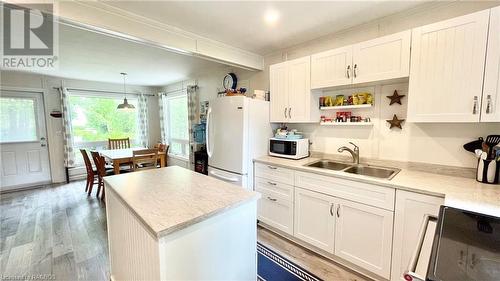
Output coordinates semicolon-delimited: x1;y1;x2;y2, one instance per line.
269;138;309;160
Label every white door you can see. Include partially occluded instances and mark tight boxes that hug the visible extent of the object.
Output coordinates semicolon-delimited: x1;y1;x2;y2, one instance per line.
482;6;500;122
287;56;311;122
334;198;393;279
391;190;443;281
294;187;335;253
269;62;289;122
407;10;490;122
0;90;51;191
207;97;246;174
257;188;293;235
311;46;353;89
352;30;411;84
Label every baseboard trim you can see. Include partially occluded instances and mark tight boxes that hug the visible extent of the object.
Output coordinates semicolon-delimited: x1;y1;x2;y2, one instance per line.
0;181;51;194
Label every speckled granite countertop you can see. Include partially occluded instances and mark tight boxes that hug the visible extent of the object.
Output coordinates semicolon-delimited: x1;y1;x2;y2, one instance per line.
254;156;500;217
104;166;260;239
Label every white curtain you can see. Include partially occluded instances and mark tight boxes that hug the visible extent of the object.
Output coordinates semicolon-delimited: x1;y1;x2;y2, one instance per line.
137;94;149;147
186;85;199;167
59;87;76;167
158;93;167;143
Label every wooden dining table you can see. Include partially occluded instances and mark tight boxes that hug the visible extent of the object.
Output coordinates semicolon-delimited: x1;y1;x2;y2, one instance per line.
99;147;166;174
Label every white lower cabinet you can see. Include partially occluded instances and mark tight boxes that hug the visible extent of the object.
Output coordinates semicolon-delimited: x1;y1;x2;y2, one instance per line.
294;187;335;253
334;198;394;279
390;190;444;281
257;189;294;235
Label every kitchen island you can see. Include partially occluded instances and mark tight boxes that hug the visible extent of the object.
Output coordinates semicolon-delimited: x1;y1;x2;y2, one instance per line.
103;166;260;281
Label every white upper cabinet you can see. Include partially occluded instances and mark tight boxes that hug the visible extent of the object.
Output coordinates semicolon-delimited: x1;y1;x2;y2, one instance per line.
334;198;394;279
311;46;353;89
482;6;500;122
352;30;411;84
407;10;490;122
310;30;411;90
288;57;311;122
294;187;335;253
269;61;289;122
269;56;312;123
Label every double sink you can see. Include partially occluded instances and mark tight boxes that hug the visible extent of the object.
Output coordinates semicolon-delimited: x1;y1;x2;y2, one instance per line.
305;159;400;180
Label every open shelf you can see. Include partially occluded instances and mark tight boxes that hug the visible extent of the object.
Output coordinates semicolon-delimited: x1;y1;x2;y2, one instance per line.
320;104;373;110
319;122;373;126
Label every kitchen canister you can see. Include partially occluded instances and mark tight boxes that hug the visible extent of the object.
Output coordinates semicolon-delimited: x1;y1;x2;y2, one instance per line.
476;158;500;184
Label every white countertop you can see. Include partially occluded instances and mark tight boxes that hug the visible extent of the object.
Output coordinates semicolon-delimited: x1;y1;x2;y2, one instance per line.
254;156;500;217
104;166;260;239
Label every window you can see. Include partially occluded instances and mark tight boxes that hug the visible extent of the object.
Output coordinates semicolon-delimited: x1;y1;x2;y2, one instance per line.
163;92;189;158
68;93;139;165
0;97;37;143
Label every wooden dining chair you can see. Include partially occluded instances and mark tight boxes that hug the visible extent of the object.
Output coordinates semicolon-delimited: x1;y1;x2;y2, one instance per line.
132;148;159;171
80;149;97;196
153;143;169;167
108;137;130;150
91;151;107;200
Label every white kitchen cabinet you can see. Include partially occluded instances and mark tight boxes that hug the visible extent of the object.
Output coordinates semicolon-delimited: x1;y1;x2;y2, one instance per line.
269;61;289;122
334;197;394;279
391;190;444;281
257;188;294;235
352;30;411;84
407;10;490;122
311;46;353;89
482;6;500;122
294;187;335;253
269;56;312;123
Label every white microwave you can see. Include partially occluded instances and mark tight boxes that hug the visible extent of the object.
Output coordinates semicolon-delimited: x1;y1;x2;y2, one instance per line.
269;138;309;160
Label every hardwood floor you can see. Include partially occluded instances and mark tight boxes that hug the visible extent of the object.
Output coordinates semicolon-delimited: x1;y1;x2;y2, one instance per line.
1;181;369;281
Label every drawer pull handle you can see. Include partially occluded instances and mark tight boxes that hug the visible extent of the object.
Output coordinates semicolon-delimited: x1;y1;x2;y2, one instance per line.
267;196;277;202
329;203;334;216
267;165;277;170
267;181;277;186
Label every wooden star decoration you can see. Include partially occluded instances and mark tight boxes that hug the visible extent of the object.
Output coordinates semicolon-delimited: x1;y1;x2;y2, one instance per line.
387;114;405;129
386;90;406;105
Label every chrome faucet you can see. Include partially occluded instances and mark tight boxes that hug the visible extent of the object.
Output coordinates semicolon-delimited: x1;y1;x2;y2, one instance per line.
338;142;359;165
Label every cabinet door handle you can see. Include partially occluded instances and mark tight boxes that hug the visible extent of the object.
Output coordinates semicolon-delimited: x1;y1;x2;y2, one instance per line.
267;165;277;170
346;65;351;78
486;95;492;114
288;108;292;119
267;196;277;202
267;181;277;186
329;203;334;216
473;96;478;114
353;64;358;78
336;205;340;218
284;107;287;118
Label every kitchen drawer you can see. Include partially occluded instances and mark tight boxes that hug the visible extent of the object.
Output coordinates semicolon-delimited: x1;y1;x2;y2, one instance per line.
255;176;293;202
295;171;395;210
257;189;294;235
254;162;295;186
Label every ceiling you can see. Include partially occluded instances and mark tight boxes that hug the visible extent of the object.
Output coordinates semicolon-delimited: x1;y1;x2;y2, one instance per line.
3;23;225;86
104;1;427;55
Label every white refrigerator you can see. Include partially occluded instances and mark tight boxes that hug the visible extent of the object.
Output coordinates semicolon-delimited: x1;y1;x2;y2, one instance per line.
206;96;272;190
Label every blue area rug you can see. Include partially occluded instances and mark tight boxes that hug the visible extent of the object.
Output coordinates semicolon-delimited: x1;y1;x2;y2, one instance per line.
257;242;323;281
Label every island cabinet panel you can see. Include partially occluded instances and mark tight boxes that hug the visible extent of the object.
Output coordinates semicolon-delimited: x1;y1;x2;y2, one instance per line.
390;190;444;281
407;10;490;122
334;197;394;279
106;190;161;281
352;30;411;84
294;187;335;253
294;171;395;210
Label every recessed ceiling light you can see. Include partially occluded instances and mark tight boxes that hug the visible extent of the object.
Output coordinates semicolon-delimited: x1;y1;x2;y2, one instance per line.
264;9;280;25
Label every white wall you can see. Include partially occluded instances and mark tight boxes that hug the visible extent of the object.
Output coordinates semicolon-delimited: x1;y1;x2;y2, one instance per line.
0;70;161;183
245;1;500;168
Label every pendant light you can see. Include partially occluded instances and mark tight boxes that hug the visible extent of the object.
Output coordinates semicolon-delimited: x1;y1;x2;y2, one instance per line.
117;72;135;110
